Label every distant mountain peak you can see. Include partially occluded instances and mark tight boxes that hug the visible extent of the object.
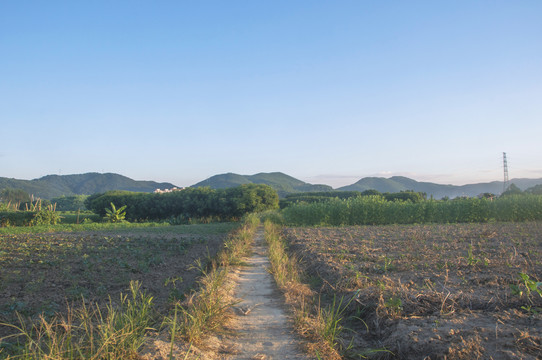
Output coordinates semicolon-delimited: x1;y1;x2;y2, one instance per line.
191;172;332;197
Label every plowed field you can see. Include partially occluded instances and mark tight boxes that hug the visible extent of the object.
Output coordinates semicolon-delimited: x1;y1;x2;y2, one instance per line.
284;222;542;359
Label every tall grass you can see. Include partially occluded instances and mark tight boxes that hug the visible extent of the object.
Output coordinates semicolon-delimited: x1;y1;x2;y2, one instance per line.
265;220;299;287
282;195;542;226
1;281;154;360
174;263;232;344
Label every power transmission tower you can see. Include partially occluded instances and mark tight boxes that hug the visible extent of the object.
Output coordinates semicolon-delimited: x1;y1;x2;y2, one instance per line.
503;152;509;193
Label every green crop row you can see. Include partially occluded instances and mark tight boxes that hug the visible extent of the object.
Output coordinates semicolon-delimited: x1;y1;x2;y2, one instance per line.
281;194;542;226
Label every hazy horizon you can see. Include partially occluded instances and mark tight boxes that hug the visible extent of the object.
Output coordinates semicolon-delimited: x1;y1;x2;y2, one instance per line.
2;2;541;188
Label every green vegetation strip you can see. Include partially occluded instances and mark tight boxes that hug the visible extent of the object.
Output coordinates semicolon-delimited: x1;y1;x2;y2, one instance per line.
281;194;542;226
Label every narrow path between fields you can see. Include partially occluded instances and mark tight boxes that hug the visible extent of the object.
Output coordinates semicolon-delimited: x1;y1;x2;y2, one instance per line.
222;228;309;360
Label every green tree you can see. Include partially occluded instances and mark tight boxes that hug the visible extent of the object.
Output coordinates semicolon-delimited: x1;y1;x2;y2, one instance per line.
501;183;523;197
0;188;31;204
51;195;89;211
361;189;382;196
525;184;542;195
384;190;424;203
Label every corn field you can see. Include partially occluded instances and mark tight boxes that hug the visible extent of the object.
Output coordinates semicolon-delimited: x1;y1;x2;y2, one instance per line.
281;195;542;226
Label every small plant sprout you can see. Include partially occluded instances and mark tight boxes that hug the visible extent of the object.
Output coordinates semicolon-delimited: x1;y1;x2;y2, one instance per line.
510;273;542;298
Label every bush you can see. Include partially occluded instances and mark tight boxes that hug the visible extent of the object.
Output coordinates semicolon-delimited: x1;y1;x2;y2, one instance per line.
29;209;62;226
60;213;101;224
259;210;284;225
51;195;89;211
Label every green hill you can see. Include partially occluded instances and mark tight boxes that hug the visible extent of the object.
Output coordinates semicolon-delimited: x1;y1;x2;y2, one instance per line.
337;176;458;196
0;173;177;199
191;172;332;197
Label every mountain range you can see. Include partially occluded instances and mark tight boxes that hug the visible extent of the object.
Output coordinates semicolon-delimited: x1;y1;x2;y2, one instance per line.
336;176;542;198
193;172;542;198
1;172;542;200
0;173;176;199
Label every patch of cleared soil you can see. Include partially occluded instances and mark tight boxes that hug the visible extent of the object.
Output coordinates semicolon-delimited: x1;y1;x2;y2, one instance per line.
284;222;542;359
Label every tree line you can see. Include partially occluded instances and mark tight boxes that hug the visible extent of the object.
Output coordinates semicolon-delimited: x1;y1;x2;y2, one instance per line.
85;184;279;222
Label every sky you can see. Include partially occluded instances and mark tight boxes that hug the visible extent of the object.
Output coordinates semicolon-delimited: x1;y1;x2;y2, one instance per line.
1;1;541;189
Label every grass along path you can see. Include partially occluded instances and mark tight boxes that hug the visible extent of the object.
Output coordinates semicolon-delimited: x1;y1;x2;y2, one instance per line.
220;228;309;359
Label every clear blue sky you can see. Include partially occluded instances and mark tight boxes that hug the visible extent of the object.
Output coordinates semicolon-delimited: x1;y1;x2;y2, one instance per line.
1;1;541;188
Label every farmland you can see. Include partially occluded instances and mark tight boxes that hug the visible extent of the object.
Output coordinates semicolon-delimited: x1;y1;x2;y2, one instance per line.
0;222;237;356
1;187;542;358
283;222;542;359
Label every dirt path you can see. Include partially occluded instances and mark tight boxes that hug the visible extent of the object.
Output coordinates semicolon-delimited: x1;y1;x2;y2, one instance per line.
222;228;309;360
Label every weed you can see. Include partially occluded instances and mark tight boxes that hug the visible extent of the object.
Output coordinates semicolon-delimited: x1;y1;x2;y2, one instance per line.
510;272;542;314
383;296;403;317
466;244;482;266
378;255;395;272
316;291;359;351
164;276;184;288
169;304;178;360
